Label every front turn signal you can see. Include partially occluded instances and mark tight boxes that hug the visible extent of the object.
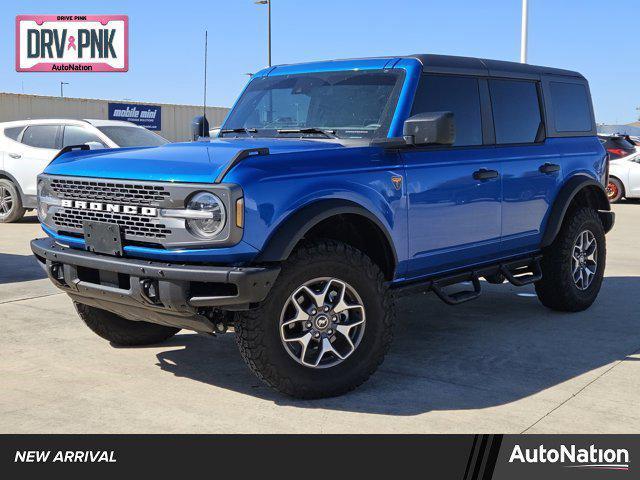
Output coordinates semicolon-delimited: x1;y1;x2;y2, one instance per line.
236;198;244;228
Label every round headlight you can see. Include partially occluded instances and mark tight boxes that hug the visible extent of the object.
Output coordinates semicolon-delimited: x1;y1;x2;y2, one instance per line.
186;192;226;238
37;180;53;222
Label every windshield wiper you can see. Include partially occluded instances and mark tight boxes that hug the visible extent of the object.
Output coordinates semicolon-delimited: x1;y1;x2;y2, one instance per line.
277;128;336;138
220;128;258;136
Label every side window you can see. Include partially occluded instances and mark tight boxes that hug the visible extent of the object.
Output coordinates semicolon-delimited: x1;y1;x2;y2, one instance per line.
489;79;542;144
21;125;59;149
4;126;24;141
549;81;592;132
62;126;105;148
411;74;483;146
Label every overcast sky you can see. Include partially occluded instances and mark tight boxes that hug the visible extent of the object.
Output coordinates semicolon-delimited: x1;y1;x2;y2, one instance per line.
2;0;638;124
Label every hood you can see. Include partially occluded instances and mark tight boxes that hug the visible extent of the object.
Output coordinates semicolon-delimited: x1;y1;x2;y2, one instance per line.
44;138;347;183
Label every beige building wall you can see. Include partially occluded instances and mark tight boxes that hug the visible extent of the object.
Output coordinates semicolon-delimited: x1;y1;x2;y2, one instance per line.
0;92;229;142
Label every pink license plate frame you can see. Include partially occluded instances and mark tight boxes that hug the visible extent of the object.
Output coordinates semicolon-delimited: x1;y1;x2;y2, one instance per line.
16;15;129;72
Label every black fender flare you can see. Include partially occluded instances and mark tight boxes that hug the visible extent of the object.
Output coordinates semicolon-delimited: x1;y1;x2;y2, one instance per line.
255;199;398;268
541;175;612;248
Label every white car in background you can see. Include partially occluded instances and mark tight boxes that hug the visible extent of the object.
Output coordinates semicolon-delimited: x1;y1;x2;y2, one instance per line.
0;119;168;222
608;149;640;203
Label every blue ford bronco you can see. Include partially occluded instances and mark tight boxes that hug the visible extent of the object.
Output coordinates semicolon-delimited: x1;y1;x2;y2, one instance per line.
32;54;614;398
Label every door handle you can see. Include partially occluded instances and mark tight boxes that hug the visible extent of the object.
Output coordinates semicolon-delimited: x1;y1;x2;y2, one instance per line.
8;153;21;159
473;169;499;180
539;163;560;174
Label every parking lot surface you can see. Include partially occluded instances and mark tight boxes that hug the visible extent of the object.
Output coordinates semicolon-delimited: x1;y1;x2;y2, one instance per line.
1;206;639;433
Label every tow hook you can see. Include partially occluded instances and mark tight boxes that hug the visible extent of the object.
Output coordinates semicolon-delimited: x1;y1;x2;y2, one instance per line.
140;278;162;305
49;262;66;286
201;309;233;335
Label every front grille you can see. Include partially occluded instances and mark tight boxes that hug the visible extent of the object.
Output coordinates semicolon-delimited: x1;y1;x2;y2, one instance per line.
53;209;172;239
41;174;240;249
51;178;170;206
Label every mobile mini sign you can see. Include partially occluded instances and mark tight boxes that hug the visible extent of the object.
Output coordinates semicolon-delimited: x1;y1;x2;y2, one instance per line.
16;15;128;72
108;103;162;131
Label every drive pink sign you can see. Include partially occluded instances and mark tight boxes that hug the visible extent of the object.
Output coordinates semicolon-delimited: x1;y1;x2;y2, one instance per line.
16;15;128;72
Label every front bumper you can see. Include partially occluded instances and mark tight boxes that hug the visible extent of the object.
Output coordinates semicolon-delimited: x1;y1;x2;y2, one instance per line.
31;237;280;333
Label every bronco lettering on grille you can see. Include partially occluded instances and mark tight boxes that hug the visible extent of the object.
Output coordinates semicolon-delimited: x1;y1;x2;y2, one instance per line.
60;199;157;217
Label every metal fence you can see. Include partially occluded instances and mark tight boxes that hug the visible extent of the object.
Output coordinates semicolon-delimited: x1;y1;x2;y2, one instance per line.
0;92;229;142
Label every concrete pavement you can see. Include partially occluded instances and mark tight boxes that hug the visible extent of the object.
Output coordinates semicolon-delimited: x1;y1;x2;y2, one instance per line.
1;206;638;433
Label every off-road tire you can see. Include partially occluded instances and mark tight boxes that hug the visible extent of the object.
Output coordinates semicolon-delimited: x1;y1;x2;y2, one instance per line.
0;179;26;223
234;239;395;399
75;302;180;346
535;207;606;312
606;177;624;203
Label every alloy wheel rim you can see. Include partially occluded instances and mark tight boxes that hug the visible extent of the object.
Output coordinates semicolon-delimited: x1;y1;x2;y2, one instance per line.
0;186;13;217
606;182;618;201
572;230;597;290
279;277;366;369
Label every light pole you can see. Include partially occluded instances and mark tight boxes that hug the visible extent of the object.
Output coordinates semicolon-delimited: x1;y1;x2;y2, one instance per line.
520;0;528;63
60;82;69;98
254;0;271;67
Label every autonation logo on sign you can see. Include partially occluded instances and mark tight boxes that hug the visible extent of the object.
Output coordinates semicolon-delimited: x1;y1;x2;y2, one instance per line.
16;15;128;72
108;103;162;131
509;444;630;471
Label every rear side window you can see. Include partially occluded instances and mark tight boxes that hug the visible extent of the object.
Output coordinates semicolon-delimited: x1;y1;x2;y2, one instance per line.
411;74;483;146
489;79;542;144
62;126;105;148
4;126;24;141
21;125;59;149
549;81;592;132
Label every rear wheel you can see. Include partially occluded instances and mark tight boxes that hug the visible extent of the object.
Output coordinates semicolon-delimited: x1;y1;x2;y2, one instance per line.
535;207;606;312
0;179;26;223
235;240;394;399
75;302;180;346
606;177;623;203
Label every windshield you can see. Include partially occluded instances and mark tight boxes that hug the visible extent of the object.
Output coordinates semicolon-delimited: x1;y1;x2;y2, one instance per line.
97;126;169;147
223;69;405;139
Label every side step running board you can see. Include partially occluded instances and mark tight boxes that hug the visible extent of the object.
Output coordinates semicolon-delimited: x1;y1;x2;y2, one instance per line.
393;255;544;306
500;257;542;286
431;272;481;306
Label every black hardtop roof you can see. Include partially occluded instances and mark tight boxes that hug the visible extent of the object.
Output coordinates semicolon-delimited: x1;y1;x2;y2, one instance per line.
407;53;584;79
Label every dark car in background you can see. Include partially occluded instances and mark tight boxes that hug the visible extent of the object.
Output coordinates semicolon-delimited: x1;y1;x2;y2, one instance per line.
598;133;637;160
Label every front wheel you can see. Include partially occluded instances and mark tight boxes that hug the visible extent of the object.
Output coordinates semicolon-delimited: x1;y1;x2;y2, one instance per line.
235;240;394;399
535;207;606;312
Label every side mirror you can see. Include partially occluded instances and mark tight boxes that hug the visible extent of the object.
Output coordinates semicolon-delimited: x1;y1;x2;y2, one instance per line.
85;141;105;150
191;115;210;141
403;112;455;146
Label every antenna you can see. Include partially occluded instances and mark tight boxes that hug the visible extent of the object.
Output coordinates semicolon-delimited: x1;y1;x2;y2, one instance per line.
203;30;208;137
